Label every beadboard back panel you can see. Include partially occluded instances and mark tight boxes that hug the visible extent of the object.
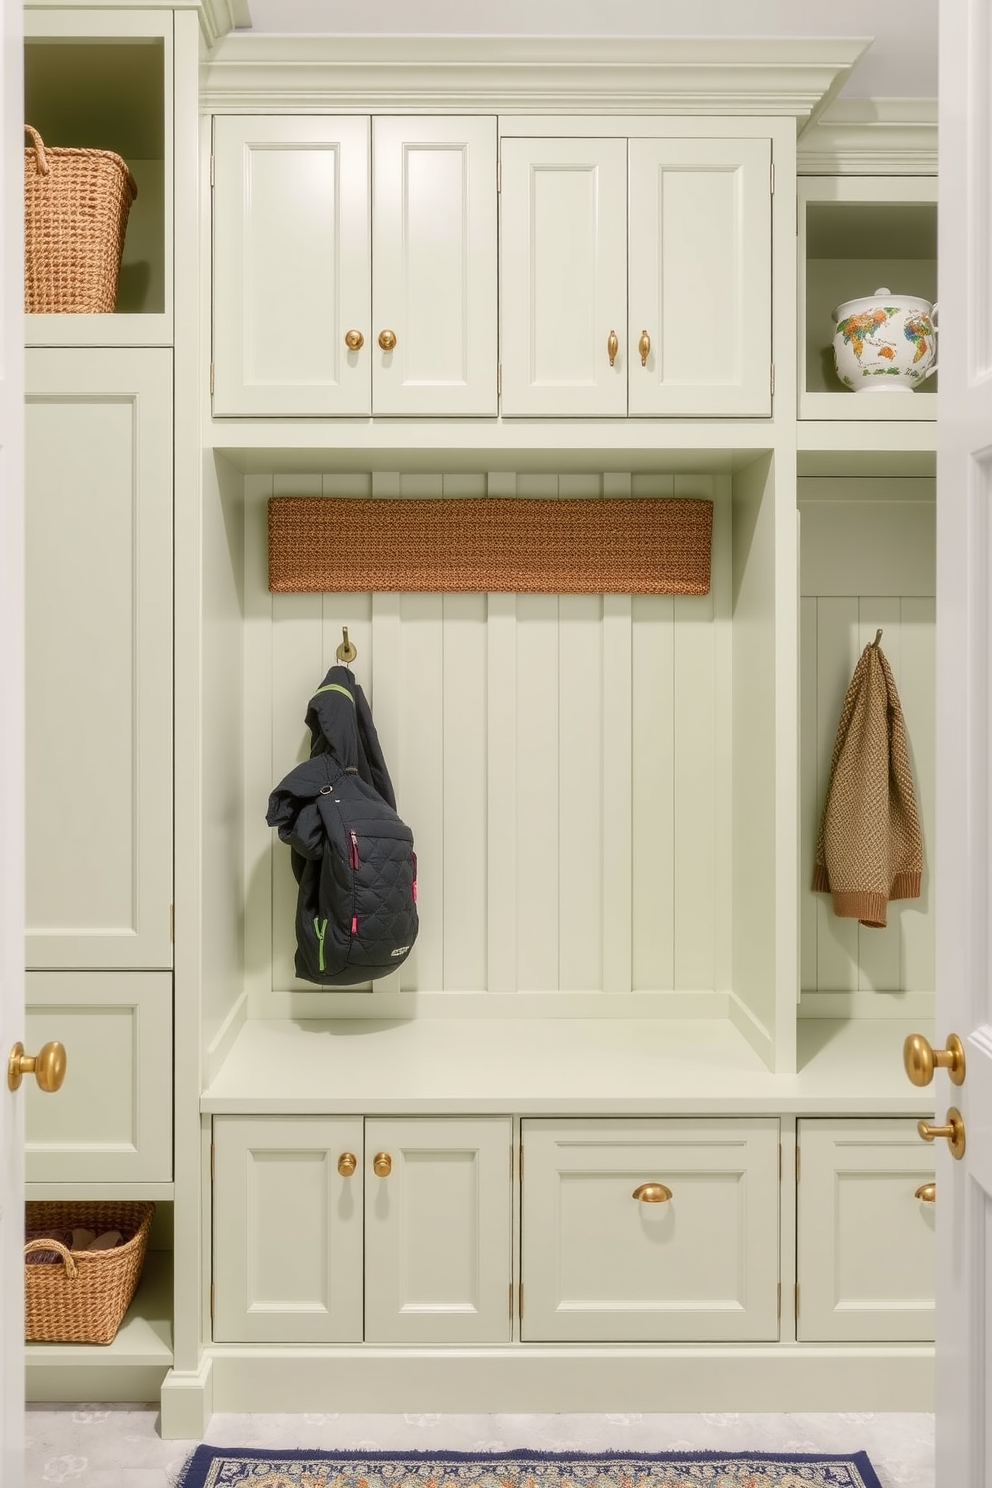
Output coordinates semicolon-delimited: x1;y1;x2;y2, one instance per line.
798;479;936;1010
244;470;734;1015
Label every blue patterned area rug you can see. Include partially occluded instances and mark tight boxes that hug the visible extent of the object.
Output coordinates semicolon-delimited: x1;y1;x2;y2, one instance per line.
175;1445;884;1488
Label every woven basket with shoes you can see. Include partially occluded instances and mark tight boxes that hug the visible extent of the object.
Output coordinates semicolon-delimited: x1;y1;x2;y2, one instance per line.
24;1200;154;1344
24;124;138;314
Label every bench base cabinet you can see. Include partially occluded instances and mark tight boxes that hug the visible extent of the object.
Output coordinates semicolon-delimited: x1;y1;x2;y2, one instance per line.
521;1118;780;1342
211;1115;512;1345
797;1119;936;1343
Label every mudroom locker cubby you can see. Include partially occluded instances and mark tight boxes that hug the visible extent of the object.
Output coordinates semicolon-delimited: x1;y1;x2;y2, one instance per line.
19;10;940;1433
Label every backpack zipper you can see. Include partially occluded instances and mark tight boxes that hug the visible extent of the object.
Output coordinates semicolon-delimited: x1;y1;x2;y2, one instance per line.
313;916;328;972
411;849;418;902
349;829;360;869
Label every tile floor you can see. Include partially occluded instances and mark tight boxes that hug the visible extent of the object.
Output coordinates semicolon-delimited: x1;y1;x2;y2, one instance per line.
23;1408;935;1488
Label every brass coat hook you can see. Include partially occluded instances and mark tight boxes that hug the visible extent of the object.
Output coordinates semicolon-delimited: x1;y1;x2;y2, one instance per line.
336;626;357;664
871;628;883;648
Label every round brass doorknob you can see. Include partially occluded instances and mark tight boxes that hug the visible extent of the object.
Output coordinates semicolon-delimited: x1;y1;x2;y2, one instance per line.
373;1151;392;1177
8;1041;66;1093
904;1033;966;1087
632;1182;672;1203
378;329;397;352
918;1107;966;1160
638;330;651;366
344;329;364;351
337;1152;357;1177
915;1182;936;1203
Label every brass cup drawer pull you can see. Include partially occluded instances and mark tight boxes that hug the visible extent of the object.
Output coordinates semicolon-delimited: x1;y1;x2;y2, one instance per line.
337;1152;357;1177
608;330;619;366
638;330;651;366
918;1107;966;1160
8;1040;66;1093
915;1182;936;1203
373;1151;392;1177
632;1182;672;1203
904;1032;966;1087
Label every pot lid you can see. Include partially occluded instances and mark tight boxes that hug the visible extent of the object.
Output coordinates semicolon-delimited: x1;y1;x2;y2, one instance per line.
833;286;933;322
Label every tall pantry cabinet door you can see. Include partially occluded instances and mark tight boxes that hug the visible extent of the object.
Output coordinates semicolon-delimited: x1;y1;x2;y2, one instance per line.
499;138;628;417
628;138;772;416
212;1116;364;1344
372;117;497;415
212;116;371;416
24;349;173;970
364;1118;512;1344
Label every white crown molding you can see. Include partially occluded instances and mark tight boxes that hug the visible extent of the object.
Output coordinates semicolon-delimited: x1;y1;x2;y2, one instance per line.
199;34;871;118
798;99;938;175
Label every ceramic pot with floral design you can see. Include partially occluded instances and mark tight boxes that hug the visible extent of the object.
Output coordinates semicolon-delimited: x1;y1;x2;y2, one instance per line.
832;286;938;392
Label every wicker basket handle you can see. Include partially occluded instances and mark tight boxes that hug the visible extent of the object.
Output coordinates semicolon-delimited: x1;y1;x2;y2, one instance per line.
24;125;49;177
24;1237;77;1277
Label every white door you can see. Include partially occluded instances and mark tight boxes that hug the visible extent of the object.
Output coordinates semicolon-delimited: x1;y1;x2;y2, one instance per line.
1;0;25;1476
627;138;771;417
364;1117;512;1344
499;137;627;418
935;0;992;1480
212;116;371;417
372;116;497;416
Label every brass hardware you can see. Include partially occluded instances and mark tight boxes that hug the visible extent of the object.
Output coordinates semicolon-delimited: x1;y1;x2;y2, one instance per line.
904;1032;966;1087
638;330;651;366
344;329;365;351
608;330;619;366
918;1107;966;1160
336;626;357;664
338;1152;357;1177
871;627;883;648
915;1182;936;1203
373;1151;392;1177
7;1040;66;1093
378;329;397;352
632;1182;672;1203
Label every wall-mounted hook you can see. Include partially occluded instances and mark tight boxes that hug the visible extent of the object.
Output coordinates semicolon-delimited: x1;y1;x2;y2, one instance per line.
336;626;357;664
871;628;883;649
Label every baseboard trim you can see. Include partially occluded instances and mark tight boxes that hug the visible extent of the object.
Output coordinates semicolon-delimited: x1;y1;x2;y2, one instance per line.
202;1343;934;1416
160;1356;215;1440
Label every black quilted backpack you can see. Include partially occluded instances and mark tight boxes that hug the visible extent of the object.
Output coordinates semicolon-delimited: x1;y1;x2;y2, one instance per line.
266;666;418;986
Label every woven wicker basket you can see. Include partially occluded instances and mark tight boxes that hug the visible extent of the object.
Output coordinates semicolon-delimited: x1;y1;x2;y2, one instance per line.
24;124;138;314
24;1200;154;1345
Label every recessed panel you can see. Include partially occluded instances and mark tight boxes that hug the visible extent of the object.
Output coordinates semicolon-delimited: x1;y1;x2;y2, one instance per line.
245;1150;331;1311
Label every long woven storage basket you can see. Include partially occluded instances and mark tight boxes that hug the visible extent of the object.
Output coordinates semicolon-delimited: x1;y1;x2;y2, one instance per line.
24;1200;154;1344
24;124;138;314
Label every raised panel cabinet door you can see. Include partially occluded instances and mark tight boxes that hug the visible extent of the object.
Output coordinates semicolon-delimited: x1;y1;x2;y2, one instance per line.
25;349;173;970
212;1116;364;1344
24;971;172;1183
364;1117;512;1344
797;1119;936;1343
628;138;772;417
499;138;627;417
212;116;371;416
521;1118;780;1342
373;116;497;415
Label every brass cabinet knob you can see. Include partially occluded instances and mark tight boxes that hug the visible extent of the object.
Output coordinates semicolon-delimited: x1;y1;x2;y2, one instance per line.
904;1032;966;1087
344;329;364;351
337;1152;357;1177
607;330;619;366
918;1107;966;1160
632;1182;672;1203
8;1040;66;1093
373;1151;392;1177
378;329;397;352
638;330;651;366
915;1182;936;1203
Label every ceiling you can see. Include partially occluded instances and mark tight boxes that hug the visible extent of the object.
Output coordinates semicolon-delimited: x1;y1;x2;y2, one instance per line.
238;1;937;101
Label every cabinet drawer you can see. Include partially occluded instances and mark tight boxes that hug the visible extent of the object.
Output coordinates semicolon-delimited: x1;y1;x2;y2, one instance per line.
521;1118;780;1342
25;971;172;1184
797;1119;935;1342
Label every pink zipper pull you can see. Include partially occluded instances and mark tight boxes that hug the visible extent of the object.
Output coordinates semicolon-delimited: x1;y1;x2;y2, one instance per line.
351;915;358;936
349;830;360;869
411;850;418;902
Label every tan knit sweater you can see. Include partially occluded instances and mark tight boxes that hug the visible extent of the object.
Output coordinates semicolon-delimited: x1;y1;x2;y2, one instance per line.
812;641;923;928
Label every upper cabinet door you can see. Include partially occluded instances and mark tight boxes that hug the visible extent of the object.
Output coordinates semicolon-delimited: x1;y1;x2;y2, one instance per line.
25;349;174;970
628;138;772;417
212;116;371;416
500;138;628;418
372;117;498;416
